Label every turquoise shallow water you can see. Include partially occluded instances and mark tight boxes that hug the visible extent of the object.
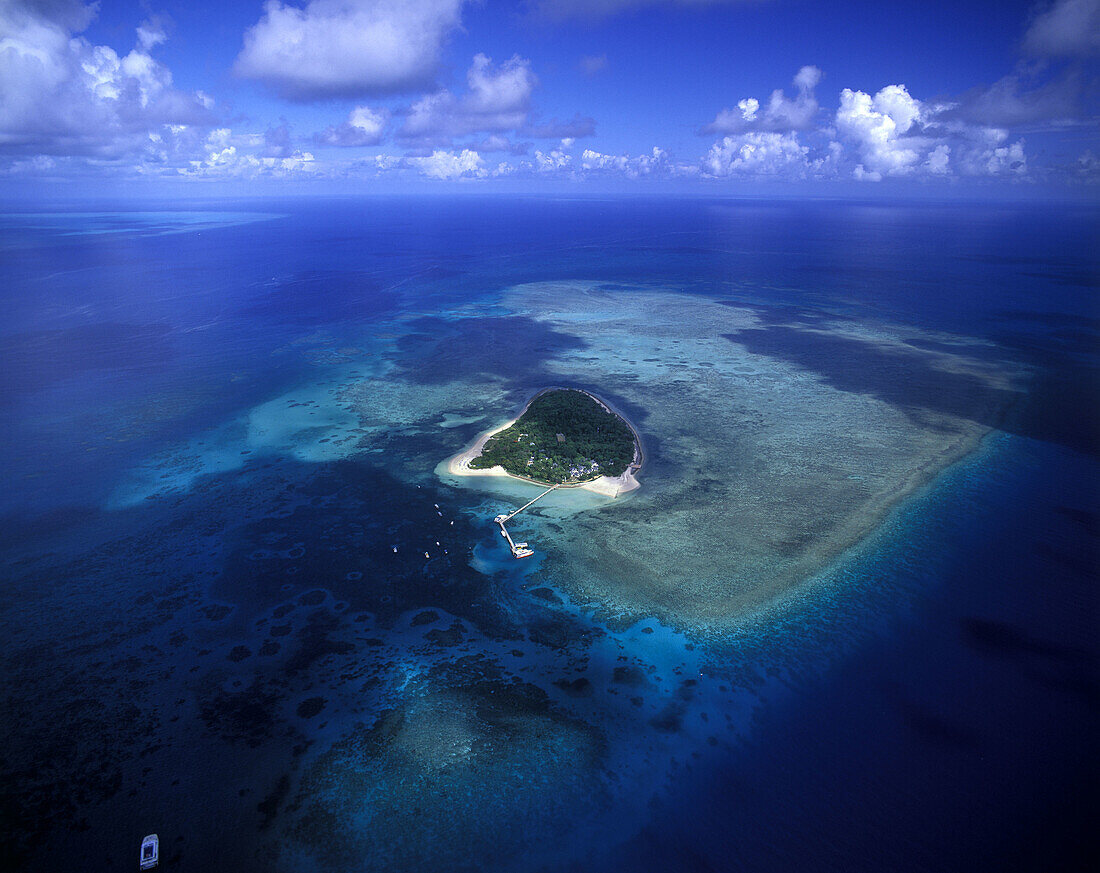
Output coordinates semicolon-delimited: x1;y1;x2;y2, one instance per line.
1;198;1097;872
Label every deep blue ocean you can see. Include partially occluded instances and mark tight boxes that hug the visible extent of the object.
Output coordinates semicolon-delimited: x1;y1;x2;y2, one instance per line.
1;197;1097;872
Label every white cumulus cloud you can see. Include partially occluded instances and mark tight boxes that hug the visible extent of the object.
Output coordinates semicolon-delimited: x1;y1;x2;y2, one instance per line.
234;0;468;101
942;125;1028;177
702;132;821;177
926;144;951;174
705;66;822;134
180;127;317;178
0;1;212;160
580;146;674;177
136;18;167;53
699;71;1034;184
408;148;487;179
984;140;1027;175
315;106;390;147
834;85;1030;182
835;84;925;178
399;54;537;144
534;147;572;171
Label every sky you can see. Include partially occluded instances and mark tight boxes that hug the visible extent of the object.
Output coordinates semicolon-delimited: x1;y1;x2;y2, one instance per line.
0;0;1098;197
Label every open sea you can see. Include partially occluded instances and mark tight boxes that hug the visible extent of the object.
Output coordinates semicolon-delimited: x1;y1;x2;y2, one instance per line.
1;197;1097;872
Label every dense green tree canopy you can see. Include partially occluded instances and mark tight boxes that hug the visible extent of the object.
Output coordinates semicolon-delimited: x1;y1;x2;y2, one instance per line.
470;389;636;485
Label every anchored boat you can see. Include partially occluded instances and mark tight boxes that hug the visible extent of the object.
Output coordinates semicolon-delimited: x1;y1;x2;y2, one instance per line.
140;833;159;869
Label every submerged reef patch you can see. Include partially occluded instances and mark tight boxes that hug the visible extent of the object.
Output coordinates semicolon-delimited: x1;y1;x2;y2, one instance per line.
278;675;608;872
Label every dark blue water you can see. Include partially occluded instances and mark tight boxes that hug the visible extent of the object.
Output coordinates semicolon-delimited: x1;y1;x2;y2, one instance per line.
1;198;1097;872
604;434;1099;873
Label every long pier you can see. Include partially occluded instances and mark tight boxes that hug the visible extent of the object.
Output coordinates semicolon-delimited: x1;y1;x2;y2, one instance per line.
494;485;558;558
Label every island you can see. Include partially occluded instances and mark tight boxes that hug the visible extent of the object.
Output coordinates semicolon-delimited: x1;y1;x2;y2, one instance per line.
446;388;643;497
470;389;635;483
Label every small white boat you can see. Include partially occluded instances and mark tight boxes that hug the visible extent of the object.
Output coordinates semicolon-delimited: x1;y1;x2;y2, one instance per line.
140;834;159;869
